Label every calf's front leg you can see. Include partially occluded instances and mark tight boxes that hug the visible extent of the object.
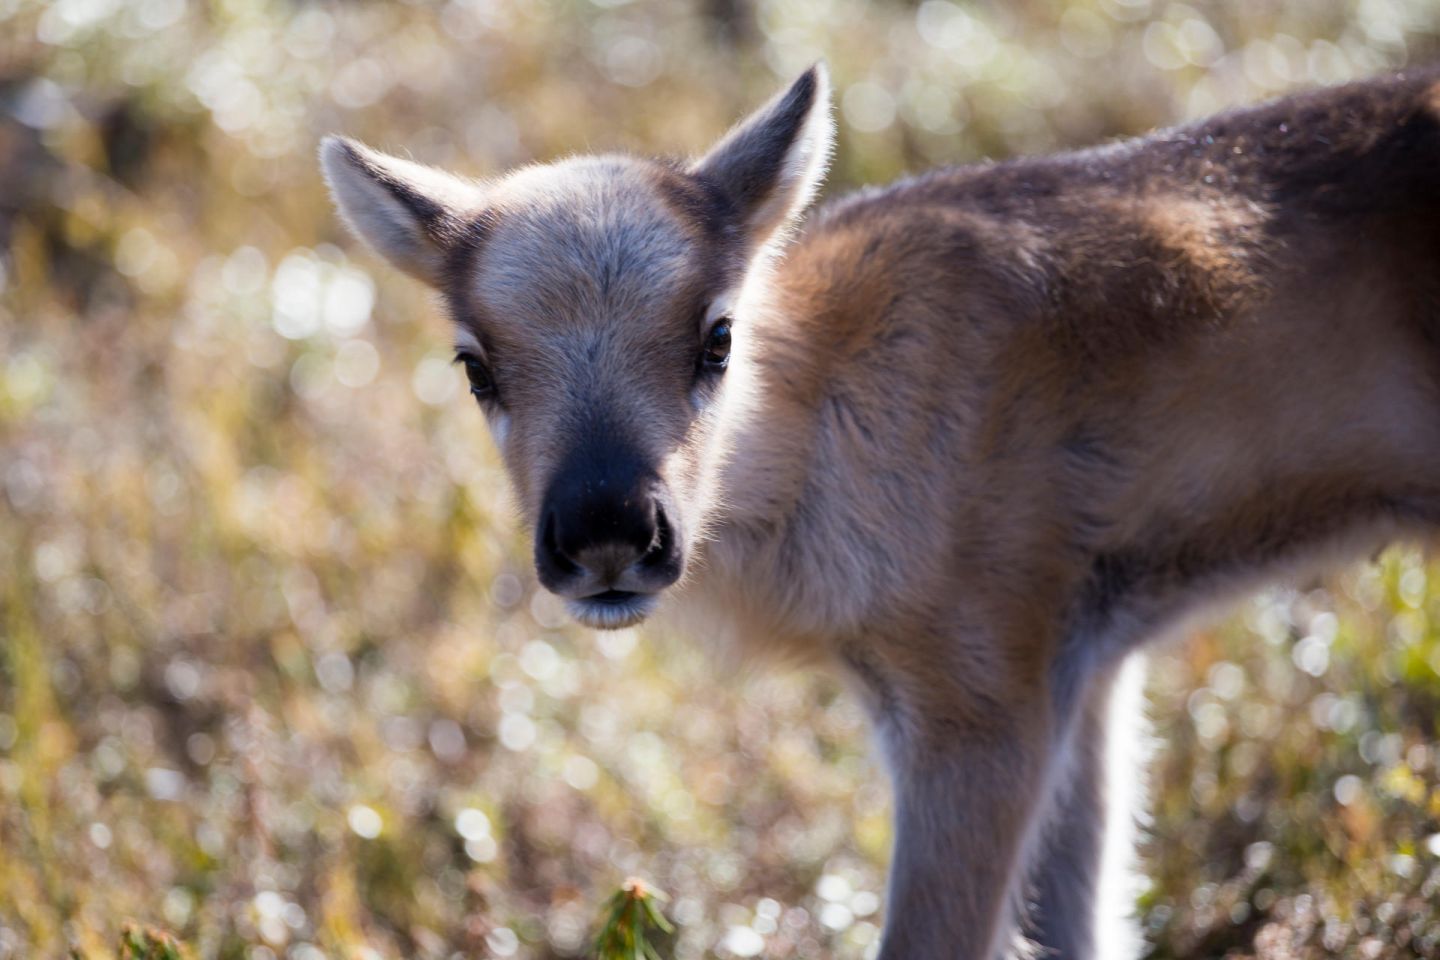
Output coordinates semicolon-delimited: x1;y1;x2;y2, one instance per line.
862;660;1061;960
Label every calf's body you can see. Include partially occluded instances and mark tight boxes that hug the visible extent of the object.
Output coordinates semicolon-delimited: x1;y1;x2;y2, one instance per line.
324;66;1440;958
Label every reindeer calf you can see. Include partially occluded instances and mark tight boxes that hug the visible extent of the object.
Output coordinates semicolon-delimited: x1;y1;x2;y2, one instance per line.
323;65;1440;958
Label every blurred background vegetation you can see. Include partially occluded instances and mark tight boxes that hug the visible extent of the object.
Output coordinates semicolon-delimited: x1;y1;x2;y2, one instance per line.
4;0;1440;957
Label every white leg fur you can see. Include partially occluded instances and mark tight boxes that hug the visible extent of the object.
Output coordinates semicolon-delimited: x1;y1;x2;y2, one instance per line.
1020;653;1149;960
1095;653;1150;960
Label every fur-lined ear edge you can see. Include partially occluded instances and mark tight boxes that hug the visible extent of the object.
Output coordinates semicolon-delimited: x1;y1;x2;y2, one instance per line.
319;136;485;286
690;64;835;245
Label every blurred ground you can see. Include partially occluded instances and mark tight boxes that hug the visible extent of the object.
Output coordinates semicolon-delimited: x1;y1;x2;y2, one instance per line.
4;0;1440;958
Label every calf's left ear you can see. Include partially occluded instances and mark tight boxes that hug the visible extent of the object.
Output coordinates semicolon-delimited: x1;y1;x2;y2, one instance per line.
319;137;486;288
691;63;835;246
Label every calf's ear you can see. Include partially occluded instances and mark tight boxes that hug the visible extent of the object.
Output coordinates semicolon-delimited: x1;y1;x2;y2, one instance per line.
691;63;834;246
319;137;485;287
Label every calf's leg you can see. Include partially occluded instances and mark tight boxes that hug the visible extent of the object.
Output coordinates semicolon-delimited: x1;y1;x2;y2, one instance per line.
862;651;1059;960
1022;655;1147;960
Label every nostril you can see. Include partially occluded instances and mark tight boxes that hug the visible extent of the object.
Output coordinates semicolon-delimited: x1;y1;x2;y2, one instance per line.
640;504;674;568
543;509;582;577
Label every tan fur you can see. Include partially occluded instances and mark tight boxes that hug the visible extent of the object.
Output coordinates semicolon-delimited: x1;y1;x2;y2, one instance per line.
324;65;1440;958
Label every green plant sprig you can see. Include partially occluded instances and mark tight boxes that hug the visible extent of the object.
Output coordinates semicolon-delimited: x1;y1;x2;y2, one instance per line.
593;877;676;960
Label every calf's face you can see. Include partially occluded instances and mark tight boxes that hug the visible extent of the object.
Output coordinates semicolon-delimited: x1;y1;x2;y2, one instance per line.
321;66;832;628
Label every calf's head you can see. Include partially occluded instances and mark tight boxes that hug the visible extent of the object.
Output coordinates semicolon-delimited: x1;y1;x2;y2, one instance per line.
321;67;832;628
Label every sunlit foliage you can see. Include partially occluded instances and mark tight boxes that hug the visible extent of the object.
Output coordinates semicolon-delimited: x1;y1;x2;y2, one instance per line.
3;0;1440;957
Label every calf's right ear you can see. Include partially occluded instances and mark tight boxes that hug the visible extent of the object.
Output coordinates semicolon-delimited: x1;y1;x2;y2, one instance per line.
319;137;486;288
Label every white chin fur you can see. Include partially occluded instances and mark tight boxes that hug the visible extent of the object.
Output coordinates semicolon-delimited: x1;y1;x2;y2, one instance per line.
567;593;660;630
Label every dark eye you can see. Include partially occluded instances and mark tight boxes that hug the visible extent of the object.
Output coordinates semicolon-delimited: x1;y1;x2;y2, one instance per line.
455;352;496;401
701;319;732;372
